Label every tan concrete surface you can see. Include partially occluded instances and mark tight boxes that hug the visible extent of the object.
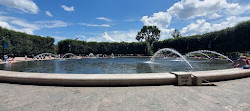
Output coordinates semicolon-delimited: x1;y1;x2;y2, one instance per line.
0;77;249;111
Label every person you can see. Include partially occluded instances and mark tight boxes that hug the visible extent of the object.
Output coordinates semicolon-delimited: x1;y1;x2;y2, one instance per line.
4;55;8;62
8;57;13;61
234;56;245;68
243;56;249;69
25;55;27;60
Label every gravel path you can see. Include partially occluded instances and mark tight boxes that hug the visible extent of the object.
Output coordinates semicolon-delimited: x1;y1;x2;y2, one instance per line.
0;77;249;111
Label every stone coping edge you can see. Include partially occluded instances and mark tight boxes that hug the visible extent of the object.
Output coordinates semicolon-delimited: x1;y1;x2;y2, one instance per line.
0;68;249;86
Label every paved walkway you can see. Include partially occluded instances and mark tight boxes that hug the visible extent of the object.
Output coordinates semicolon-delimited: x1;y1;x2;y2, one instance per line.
0;77;249;111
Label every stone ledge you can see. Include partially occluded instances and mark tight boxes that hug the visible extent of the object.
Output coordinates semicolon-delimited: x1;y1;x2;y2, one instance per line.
0;70;176;86
0;68;249;86
173;68;250;82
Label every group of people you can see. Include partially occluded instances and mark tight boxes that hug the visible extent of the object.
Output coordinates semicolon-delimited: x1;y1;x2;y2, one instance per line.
3;55;14;62
234;56;249;69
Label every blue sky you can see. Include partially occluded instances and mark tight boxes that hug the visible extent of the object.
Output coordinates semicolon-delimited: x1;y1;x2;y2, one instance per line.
0;0;249;43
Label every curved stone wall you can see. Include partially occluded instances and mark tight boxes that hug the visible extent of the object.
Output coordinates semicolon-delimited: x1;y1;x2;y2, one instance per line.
0;68;249;86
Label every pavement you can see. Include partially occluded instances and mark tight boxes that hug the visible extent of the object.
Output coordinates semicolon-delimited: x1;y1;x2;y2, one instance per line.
0;77;249;111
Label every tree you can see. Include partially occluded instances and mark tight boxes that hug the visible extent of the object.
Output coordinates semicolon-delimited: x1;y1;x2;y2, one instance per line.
136;26;161;45
171;29;181;38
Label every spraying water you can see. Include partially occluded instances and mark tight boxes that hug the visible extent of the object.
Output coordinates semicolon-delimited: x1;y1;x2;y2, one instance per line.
111;53;115;58
186;50;234;63
35;53;59;59
88;53;96;58
150;48;193;69
61;53;78;58
185;52;211;59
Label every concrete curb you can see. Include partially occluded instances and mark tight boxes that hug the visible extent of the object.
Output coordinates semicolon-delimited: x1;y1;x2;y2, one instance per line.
0;70;176;86
0;68;249;86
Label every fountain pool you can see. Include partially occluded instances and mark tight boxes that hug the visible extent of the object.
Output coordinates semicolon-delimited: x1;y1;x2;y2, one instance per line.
0;48;248;86
0;57;233;74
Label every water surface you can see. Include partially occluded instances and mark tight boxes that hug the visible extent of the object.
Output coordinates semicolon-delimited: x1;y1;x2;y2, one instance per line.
0;57;233;74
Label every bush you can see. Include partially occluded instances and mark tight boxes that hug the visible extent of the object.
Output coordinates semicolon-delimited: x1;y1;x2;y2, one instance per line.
0;27;55;56
153;20;250;54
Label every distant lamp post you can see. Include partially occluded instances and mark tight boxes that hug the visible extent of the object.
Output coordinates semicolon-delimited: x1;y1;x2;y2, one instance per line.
69;44;71;52
208;41;212;49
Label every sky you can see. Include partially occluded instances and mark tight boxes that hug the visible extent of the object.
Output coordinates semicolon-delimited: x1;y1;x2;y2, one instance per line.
0;0;249;43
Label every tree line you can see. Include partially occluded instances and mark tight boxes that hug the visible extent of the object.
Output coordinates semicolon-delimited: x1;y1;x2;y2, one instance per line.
153;20;250;54
0;27;55;57
58;40;148;55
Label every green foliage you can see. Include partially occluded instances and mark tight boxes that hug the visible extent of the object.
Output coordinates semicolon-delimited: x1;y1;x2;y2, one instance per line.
171;29;181;38
0;27;55;56
153;20;250;54
136;26;161;45
58;40;148;55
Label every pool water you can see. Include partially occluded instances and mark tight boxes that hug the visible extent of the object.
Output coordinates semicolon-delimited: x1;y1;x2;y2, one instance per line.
0;57;233;74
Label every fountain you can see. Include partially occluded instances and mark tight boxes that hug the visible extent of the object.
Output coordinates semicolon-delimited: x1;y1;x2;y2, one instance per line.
111;53;115;58
150;48;193;69
88;53;96;58
186;50;234;63
0;46;247;87
1;48;236;74
61;53;78;58
35;53;59;59
185;52;211;59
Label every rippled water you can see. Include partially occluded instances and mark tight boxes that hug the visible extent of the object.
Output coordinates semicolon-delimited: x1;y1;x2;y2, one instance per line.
0;57;233;74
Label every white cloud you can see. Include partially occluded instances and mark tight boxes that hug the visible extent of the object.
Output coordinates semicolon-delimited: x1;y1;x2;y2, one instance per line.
11;19;39;30
53;36;67;40
35;20;68;28
211;16;250;30
103;32;115;42
0;21;12;29
0;0;39;14
45;11;53;17
181;16;250;36
139;0;250;40
52;36;68;43
0;15;68;34
96;17;112;22
140;11;174;40
0;15;38;34
15;28;34;34
61;5;74;12
0;21;35;34
86;30;138;42
79;23;110;27
208;13;221;19
241;4;250;14
167;0;241;19
181;19;214;36
141;12;172;29
0;16;14;22
160;28;175;40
